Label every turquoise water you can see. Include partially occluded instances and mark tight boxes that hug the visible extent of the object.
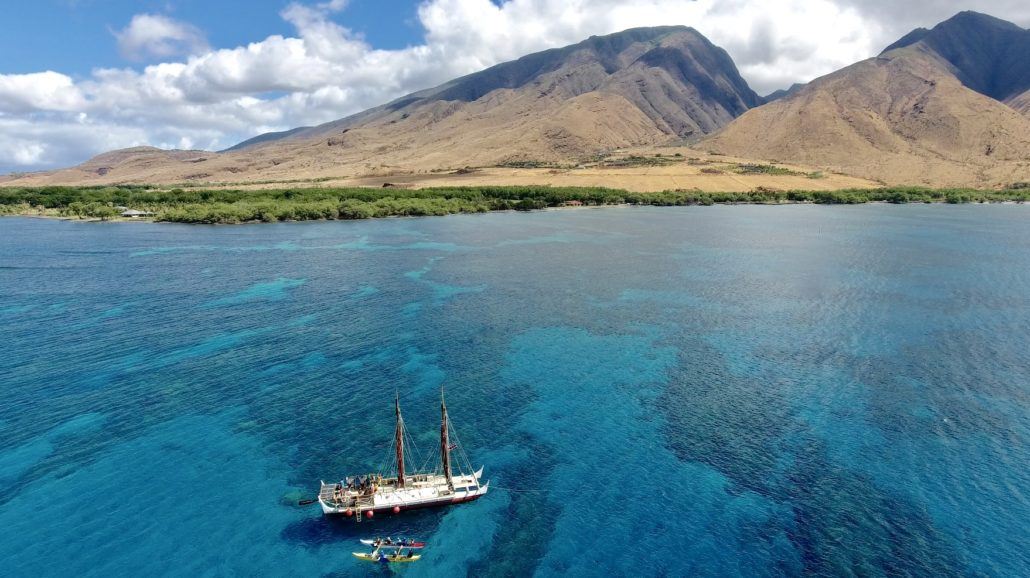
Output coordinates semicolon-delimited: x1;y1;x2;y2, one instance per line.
1;206;1028;577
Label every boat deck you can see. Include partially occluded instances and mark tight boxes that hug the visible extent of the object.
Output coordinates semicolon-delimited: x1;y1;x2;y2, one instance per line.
319;470;487;516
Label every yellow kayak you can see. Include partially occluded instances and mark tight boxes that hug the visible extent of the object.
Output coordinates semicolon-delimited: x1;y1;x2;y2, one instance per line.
353;552;422;563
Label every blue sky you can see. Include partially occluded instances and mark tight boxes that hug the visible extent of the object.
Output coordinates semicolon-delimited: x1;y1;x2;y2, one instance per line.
1;0;1027;173
1;0;422;75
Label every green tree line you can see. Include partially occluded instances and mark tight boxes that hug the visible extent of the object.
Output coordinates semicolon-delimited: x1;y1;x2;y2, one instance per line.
1;184;1027;224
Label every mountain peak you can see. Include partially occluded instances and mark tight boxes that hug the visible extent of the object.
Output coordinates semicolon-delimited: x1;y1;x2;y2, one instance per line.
403;24;761;137
763;82;806;103
588;25;693;41
426;25;709;103
941;10;1025;32
881;11;1029;101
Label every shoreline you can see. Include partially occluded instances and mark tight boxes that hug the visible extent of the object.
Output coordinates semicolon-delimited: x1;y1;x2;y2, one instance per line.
4;183;1027;224
3;198;1027;226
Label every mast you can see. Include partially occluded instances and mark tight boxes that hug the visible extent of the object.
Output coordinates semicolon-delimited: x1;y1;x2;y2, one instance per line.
440;389;453;490
395;393;405;488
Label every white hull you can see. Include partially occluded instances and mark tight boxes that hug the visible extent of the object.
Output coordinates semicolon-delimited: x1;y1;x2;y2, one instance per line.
319;468;488;516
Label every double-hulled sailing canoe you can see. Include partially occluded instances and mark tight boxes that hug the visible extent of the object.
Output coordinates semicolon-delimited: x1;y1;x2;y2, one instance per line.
318;391;488;520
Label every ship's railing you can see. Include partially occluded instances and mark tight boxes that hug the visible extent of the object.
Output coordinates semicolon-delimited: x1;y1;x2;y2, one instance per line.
319;482;338;502
319;481;357;506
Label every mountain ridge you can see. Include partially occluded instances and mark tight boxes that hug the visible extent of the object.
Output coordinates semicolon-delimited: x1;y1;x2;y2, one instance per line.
4;13;1028;189
7;26;764;186
234;25;760;151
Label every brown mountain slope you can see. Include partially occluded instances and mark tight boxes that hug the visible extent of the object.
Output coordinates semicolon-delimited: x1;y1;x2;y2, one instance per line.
705;51;1030;187
9;27;762;187
1007;89;1030;116
250;26;761;150
705;13;1030;188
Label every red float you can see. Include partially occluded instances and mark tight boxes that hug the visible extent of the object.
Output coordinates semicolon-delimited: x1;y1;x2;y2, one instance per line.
365;510;374;519
392;506;401;514
344;509;353;517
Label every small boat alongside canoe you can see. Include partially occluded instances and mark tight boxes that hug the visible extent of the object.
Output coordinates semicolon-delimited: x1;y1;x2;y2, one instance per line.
360;537;425;548
318;390;489;521
353;537;426;564
353;549;422;563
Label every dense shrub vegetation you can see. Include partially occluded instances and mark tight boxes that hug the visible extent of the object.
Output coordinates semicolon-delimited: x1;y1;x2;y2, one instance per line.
731;164;824;179
495;160;572;169
599;155;682;168
0;184;1027;224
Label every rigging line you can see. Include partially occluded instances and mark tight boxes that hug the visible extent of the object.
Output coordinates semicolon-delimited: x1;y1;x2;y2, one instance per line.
421;430;442;473
449;427;471;474
409;426;434;471
423;444;440;475
402;426;425;471
447;421;476;475
375;428;396;476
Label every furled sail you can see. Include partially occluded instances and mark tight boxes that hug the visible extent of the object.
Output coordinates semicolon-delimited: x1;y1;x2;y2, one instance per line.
440;389;453;490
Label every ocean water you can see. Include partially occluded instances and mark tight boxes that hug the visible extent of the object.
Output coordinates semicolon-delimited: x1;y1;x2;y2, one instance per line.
1;205;1028;577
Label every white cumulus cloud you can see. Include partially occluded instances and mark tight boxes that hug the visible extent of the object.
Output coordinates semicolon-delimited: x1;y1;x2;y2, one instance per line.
0;71;86;114
114;14;210;61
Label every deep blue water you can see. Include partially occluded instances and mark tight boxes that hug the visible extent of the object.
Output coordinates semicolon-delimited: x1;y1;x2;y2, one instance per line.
1;206;1028;577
